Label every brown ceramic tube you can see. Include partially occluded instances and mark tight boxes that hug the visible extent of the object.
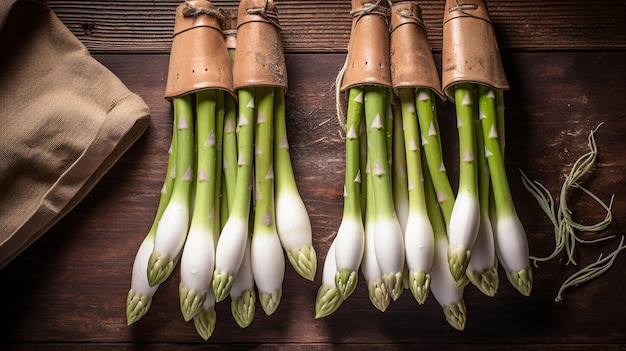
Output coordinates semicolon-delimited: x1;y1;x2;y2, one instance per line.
232;0;287;90
340;0;392;91
441;0;509;100
164;0;234;99
389;1;444;99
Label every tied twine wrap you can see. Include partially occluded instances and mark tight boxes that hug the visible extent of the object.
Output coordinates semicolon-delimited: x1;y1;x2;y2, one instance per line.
389;1;444;99
441;0;509;100
340;0;393;91
164;0;234;99
233;0;287;90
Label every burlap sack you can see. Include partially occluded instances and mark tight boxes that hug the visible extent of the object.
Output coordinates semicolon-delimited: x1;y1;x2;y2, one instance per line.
0;0;150;269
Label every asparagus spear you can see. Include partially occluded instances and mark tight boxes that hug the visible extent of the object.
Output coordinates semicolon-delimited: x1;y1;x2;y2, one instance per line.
126;117;177;325
274;87;317;281
447;84;481;283
333;87;365;299
424;162;466;331
415;89;455;227
398;88;435;304
478;85;532;296
250;86;285;316
315;239;343;318
147;95;195;286
362;158;391;312
230;236;256;327
179;89;220;321
213;88;255;302
466;114;499;296
365;86;405;301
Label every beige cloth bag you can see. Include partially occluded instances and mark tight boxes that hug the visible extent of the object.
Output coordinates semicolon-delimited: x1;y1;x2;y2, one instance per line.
0;0;151;268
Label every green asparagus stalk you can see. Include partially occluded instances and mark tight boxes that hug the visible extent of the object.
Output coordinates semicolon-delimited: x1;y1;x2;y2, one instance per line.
179;89;219;321
398;88;435;304
466;115;499;296
365;86;405;301
147;95;195;286
415;89;455;226
126;119;177;325
392;100;409;234
222;92;238;212
362;163;391;312
447;84;481;283
250;86;285;316
213;88;255;302
333;87;365;299
478;84;531;296
274;87;317;281
424;162;466;331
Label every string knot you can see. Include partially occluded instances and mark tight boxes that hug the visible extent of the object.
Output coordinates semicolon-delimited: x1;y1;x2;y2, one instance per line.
350;0;391;22
182;0;225;22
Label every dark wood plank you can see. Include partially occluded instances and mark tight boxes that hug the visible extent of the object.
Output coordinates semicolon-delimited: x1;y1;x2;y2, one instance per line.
4;344;626;351
47;0;626;54
1;52;625;348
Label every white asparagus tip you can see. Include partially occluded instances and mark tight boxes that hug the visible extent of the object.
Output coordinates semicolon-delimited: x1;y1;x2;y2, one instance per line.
447;247;471;283
366;279;390;312
192;306;216;340
383;271;404;301
443;300;467;331
315;284;343;318
231;290;256;328
505;267;533;297
467;259;499;297
259;288;282;316
335;269;358;299
179;283;207;322
147;252;175;286
126;290;153;325
408;271;431;305
213;271;235;302
286;245;317;281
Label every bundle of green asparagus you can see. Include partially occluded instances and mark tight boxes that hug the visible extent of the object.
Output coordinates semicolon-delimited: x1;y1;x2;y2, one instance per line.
441;0;532;297
126;0;316;340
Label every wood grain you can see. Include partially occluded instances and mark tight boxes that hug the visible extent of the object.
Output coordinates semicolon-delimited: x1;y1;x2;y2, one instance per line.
1;51;626;350
47;0;626;53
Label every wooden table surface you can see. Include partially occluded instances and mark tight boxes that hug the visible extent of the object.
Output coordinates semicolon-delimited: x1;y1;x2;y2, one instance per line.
2;1;626;350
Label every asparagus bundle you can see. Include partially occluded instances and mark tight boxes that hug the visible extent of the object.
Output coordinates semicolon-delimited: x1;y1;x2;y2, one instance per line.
128;0;315;338
317;0;405;317
126;0;233;329
441;0;531;296
389;0;466;329
217;0;316;318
